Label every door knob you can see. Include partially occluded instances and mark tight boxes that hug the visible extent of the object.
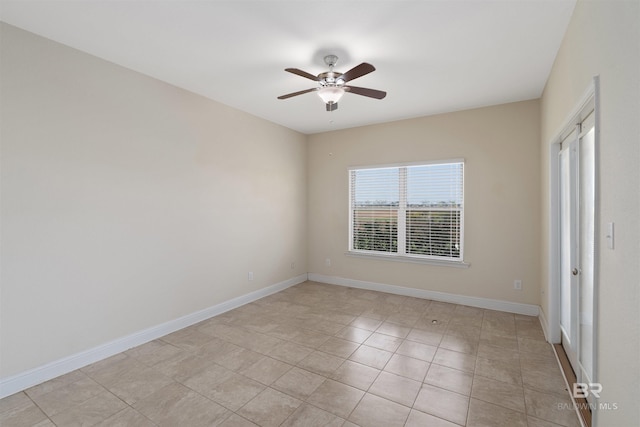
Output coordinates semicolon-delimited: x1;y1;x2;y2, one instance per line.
572;268;579;276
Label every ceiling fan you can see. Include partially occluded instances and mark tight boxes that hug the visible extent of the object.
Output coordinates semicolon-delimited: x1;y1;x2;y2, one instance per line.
278;55;387;112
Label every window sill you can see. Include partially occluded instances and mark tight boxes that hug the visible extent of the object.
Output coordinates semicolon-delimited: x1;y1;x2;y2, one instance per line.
345;251;470;268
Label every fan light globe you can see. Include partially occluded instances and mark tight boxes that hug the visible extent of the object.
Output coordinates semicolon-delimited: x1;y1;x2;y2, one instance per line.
318;87;345;104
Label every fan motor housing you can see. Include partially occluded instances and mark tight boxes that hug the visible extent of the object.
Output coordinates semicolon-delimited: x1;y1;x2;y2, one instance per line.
318;71;344;86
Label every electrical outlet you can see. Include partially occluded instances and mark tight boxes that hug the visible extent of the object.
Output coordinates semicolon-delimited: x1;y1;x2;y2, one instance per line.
325;258;331;267
248;271;254;281
514;279;522;290
291;262;295;270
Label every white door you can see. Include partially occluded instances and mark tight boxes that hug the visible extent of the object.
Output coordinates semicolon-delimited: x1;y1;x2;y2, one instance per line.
577;114;595;388
559;129;579;370
559;112;596;388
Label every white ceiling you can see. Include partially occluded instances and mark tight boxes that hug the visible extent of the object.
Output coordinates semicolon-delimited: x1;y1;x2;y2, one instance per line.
1;0;576;135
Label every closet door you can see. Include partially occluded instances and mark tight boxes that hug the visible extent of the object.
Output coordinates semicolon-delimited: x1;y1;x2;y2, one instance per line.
559;130;579;370
578;113;595;388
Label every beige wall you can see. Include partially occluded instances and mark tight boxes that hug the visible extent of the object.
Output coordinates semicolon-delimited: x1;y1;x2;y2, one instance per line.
540;0;640;424
0;23;307;378
307;100;541;305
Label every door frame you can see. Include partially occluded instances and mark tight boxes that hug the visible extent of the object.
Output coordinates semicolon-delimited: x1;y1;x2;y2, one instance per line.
546;76;600;406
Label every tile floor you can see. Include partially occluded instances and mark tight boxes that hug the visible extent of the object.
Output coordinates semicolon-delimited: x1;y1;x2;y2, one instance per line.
0;281;581;427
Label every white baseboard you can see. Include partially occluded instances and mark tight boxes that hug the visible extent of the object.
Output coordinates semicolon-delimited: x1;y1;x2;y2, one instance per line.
0;274;307;399
538;305;551;342
308;273;540;316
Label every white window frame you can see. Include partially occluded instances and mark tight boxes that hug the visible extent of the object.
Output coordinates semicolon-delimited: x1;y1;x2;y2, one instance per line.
347;160;469;268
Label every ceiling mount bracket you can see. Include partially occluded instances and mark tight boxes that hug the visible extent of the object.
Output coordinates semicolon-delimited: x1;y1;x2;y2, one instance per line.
323;54;339;69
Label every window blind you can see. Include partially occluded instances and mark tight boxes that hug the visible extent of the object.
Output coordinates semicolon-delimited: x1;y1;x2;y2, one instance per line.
349;161;464;261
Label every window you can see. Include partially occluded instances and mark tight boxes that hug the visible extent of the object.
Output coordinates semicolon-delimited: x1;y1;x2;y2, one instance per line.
349;161;464;263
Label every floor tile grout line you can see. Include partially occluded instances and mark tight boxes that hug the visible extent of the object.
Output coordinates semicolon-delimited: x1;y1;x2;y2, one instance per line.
466;363;479;426
23;390;57;426
25;375;160;427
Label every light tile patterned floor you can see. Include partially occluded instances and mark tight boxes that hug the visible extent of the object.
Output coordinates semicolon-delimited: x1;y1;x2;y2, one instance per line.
0;281;581;426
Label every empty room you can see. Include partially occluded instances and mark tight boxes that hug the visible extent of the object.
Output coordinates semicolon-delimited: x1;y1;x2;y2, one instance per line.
1;1;638;426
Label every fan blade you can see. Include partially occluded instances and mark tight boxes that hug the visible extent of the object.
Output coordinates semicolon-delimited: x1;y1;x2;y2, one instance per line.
285;68;319;81
345;86;387;99
277;88;318;100
339;63;375;83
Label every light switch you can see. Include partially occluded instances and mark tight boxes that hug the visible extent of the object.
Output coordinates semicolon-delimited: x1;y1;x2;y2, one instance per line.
606;222;614;250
